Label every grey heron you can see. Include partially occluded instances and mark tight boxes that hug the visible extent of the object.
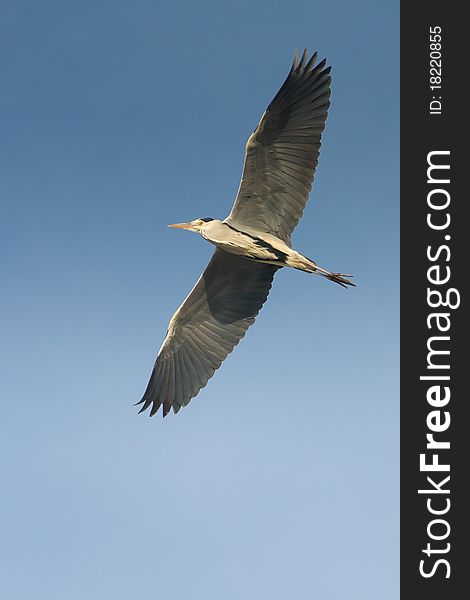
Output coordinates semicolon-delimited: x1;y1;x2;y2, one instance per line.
137;49;354;417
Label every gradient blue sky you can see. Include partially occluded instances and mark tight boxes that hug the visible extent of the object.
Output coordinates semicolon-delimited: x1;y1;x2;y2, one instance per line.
1;1;399;598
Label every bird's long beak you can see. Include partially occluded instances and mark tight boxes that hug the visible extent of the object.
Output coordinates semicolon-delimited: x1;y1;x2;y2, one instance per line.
167;222;193;229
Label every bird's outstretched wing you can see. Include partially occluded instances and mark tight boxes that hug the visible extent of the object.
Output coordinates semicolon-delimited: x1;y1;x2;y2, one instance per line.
225;49;331;246
137;249;278;416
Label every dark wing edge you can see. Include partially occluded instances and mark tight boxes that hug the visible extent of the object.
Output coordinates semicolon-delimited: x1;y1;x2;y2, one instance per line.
225;48;331;245
136;249;278;417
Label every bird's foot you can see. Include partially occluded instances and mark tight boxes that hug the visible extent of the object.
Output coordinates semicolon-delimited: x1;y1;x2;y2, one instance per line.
325;272;355;288
314;265;355;288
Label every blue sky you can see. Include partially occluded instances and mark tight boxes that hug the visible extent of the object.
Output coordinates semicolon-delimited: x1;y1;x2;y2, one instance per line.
1;1;399;598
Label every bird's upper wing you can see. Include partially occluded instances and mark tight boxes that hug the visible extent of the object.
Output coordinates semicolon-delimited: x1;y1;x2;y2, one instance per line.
137;249;278;416
225;49;331;246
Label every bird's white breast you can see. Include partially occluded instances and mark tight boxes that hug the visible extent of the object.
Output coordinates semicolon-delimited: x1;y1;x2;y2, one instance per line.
200;220;290;264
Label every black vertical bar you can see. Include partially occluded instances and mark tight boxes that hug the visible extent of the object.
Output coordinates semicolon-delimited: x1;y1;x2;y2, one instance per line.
401;3;466;599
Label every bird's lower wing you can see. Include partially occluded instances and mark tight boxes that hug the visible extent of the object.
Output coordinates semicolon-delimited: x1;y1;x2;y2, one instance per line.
137;249;278;416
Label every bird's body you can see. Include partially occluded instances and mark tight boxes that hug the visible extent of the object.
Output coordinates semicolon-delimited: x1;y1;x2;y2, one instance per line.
174;218;352;279
137;49;355;417
199;219;292;265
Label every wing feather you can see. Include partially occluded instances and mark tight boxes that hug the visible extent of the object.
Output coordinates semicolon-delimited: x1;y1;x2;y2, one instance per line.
225;49;331;245
137;249;278;416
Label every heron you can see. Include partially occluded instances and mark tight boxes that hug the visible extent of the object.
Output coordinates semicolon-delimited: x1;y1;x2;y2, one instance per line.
137;49;355;417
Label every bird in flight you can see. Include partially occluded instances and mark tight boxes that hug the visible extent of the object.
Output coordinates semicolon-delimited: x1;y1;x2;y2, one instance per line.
137;49;354;417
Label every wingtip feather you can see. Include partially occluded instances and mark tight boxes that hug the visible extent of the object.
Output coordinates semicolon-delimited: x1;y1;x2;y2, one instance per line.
305;51;318;70
296;48;308;71
291;48;298;72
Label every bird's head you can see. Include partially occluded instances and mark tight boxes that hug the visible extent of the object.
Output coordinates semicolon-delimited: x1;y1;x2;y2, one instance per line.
168;217;214;233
